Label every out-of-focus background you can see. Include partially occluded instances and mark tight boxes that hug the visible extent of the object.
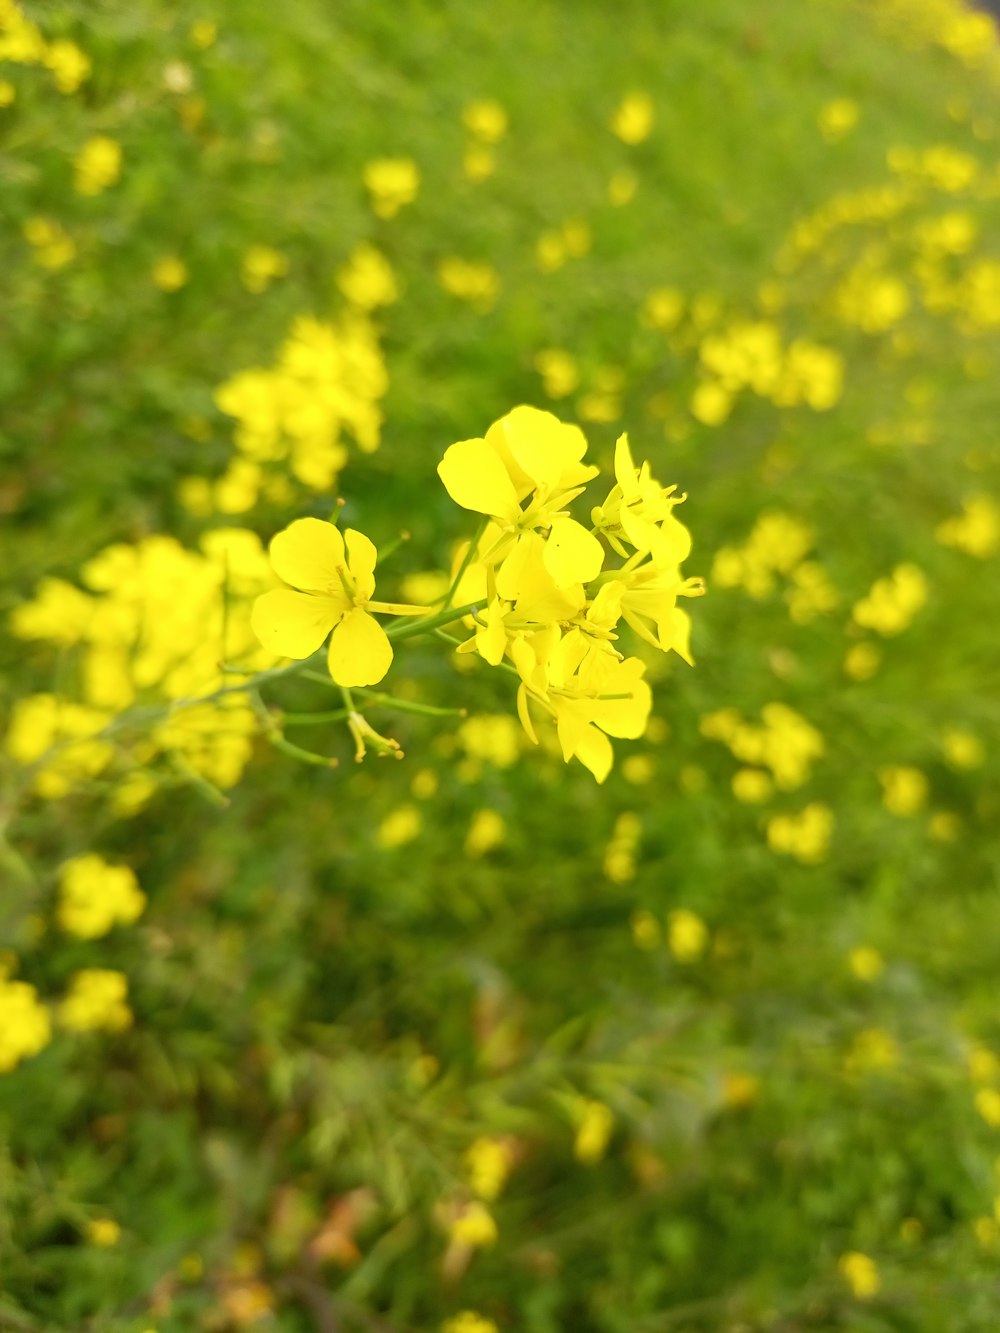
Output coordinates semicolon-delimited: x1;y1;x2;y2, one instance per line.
2;1;1000;1329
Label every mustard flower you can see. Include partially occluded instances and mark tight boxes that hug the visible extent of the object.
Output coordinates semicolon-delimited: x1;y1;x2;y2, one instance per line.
462;99;507;143
611;91;654;144
251;519;424;687
437;405;601;593
73;136;121;195
363;157;419;219
57;854;145;939
0;973;51;1073
59;970;132;1032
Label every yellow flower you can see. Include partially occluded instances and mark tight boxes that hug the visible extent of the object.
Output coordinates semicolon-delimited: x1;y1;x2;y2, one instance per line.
376;805;422;849
766;803;834;863
819;98;859;141
465;809;506;857
849;946;884;982
462;99;507;143
442;1313;499;1333
336;242;398;309
449;1202;497;1248
45;39;91;93
0;974;51;1073
73;136;121;195
363;157;419;219
0;80;16;106
838;1251;880;1299
465;1137;512;1200
607;169;637;206
668;908;708;962
241;245;288;293
574;1099;614;1164
60;970;132;1032
437;405;601;593
189;18;217;48
611;92;654;144
251;519;423;687
57;855;146;939
592;433;692;566
152;255;188;291
852;564;927;636
86;1217;122;1247
879;766;928;816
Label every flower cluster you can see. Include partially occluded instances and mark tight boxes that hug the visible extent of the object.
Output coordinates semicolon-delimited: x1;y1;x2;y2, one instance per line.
249;407;703;781
436;406;703;781
7;530;275;802
186;312;388;516
0;0;90;93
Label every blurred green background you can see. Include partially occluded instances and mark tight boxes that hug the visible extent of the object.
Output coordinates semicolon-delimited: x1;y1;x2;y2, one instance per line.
2;0;1000;1329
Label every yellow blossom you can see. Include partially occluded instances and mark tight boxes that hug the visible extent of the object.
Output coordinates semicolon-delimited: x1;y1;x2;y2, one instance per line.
574;1099;614;1164
668;908;708;962
976;1089;1000;1127
839;1251;880;1299
74;136;121;195
442;1313;499;1333
942;729;984;770
152;255;188;291
611;91;654;144
0;973;51;1073
449;1202;497;1248
437;257;500;310
0;79;16;105
465;1137;512;1200
849;947;884;982
766;803;833;863
462;99;506;143
85;1217;122;1247
936;496;1000;557
241;245;288;294
60;970;132;1033
879;766;928;816
534;348;579;399
364;157;419;219
465;809;506;857
337;242;398;309
57;855;145;939
819;98;859;141
852;564;927;636
251;519;423;687
607;168;638;205
376;805;422;850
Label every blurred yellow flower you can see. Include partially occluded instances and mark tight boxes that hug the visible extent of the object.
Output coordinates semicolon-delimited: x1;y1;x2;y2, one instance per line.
442;1313;499;1333
0;973;51;1073
437;257;500;310
57;855;145;939
449;1202;497;1248
819;98;859;141
337;242;398;309
377;805;422;850
364;157;419;219
838;1251;880;1299
607;168;638;206
152;255;188;291
668;908;708;962
465;1137;512;1200
0;79;15;105
766;803;834;864
60;970;132;1033
74;136;121;195
611;91;653;144
574;1099;614;1164
189;18;217;49
241;244;288;293
86;1218;122;1247
849;946;884;982
879;766;928;816
462;99;507;143
465;809;506;857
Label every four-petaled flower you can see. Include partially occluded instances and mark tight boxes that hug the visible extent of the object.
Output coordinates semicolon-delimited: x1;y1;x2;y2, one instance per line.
251;518;421;687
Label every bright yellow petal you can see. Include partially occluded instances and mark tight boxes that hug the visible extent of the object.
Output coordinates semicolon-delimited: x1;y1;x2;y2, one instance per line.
251;588;340;658
437;438;520;520
574;724;614;783
516;683;540;744
543;518;604;586
345;528;378;600
327;607;393;686
613;433;638;497
269;518;345;592
500;406;593;493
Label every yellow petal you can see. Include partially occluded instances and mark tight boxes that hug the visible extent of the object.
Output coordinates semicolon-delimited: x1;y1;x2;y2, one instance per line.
251;588;340;658
269;518;345;592
516;683;539;744
437;438;520;520
327;607;393;686
613;433;638;496
499;406;593;493
574;724;614;783
345;528;378;600
543;518;604;587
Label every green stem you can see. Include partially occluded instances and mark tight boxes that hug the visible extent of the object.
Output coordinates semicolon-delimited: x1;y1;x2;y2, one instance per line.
385;602;480;642
354;691;466;718
441;517;489;609
282;708;352;726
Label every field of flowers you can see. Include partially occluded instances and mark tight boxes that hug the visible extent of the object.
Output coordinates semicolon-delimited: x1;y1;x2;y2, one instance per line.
3;0;1000;1329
